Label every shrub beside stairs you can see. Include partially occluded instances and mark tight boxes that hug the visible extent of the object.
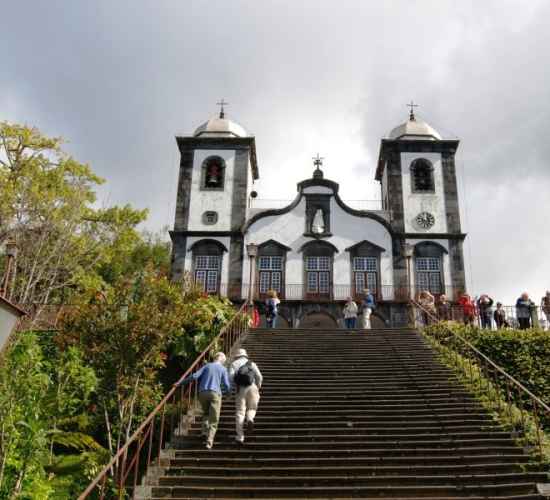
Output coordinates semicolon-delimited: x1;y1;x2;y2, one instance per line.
137;328;550;499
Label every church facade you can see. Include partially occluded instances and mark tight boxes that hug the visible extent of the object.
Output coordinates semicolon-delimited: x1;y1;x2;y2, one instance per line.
170;107;466;328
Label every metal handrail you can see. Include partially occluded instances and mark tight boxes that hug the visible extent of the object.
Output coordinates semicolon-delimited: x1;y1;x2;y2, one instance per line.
78;302;251;499
411;299;550;457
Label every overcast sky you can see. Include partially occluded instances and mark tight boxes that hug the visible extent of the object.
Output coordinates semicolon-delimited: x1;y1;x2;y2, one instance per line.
2;0;549;304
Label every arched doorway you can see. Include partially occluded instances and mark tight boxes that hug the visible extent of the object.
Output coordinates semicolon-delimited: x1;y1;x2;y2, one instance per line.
299;312;338;329
259;314;290;329
371;314;387;329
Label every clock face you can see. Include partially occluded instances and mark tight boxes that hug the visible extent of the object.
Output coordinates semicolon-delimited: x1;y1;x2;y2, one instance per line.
415;211;435;229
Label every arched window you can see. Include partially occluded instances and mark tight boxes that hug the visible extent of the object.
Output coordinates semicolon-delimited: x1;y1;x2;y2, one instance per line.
414;242;447;296
410;158;435;192
345;240;385;298
300;241;338;299
201;156;225;190
190;239;227;294
256;240;290;298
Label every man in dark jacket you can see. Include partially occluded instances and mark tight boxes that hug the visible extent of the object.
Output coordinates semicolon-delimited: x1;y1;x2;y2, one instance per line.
477;294;494;329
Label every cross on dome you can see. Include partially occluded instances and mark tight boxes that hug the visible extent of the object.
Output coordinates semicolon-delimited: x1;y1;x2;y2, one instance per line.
216;99;229;119
312;153;324;179
407;100;419;121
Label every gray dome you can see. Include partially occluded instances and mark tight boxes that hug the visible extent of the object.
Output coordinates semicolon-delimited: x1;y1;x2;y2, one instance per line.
194;115;249;138
388;116;441;141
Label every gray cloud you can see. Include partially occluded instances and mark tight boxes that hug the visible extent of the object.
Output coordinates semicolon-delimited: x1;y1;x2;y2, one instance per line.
1;0;548;304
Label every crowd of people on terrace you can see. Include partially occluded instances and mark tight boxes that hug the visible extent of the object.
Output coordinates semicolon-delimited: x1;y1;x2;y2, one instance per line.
417;290;550;330
260;288;550;331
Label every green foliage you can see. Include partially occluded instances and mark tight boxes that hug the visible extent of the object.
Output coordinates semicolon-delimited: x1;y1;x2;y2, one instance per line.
0;332;104;499
0;121;150;306
0;119;237;498
424;322;550;436
424;322;550;409
423;330;550;464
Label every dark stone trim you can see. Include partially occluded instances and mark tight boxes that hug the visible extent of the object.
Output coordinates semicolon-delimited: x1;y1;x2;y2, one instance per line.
345;240;386;253
227;148;249;297
298;240;339;254
413;240;449;255
376;139;460;181
402;232;467;240
441;151;462;233
385;150;405;235
242;194;302;232
298;177;340;193
228;235;244;300
187;238;229;253
258;239;292;252
175;135;259;180
173;146;194;232
169;233;187;281
170;230;239;238
231;149;249;231
449;239;466;294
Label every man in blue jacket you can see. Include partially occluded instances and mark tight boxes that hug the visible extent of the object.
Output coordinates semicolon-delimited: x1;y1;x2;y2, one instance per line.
175;352;230;449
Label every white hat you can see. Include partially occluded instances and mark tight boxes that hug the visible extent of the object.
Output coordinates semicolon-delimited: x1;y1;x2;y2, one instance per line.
235;348;248;358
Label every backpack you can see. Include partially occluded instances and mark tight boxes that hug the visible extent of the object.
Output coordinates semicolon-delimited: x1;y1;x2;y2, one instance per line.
234;361;255;387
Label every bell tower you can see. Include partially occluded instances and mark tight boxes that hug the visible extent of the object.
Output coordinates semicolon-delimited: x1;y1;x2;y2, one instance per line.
170;103;259;298
376;104;466;299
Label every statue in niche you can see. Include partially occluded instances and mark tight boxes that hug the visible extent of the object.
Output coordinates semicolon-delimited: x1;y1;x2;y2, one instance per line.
311;209;325;234
204;159;223;188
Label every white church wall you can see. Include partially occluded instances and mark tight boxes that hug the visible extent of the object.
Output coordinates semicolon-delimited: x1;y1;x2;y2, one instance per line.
187;149;236;231
401;152;448;234
244;196;394;299
184;236;231;286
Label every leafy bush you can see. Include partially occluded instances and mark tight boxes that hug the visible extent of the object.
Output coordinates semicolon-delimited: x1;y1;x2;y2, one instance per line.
424;322;550;426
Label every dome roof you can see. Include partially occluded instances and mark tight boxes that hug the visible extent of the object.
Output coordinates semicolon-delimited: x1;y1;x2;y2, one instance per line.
388;114;442;141
193;114;249;138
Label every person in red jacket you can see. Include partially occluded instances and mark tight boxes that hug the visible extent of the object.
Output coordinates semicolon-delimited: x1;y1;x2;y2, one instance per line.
458;293;476;325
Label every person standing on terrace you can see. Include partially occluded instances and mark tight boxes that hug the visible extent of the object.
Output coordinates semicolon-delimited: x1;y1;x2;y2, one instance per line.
343;297;358;329
516;292;535;330
361;289;375;329
477;294;494;329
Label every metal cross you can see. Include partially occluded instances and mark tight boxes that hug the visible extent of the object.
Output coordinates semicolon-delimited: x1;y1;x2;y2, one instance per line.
407;100;418;120
312;153;324;169
217;99;229;118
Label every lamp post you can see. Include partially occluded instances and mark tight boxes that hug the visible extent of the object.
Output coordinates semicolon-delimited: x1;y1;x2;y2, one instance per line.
246;243;258;305
404;242;415;327
1;239;17;299
404;243;414;301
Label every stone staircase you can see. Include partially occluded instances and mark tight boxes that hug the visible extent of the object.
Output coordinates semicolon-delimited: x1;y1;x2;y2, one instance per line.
141;328;549;499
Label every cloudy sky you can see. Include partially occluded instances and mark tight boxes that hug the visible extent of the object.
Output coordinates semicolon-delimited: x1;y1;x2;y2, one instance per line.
2;0;549;304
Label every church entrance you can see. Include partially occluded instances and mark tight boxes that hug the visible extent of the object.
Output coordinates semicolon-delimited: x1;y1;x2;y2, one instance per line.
299;312;338;329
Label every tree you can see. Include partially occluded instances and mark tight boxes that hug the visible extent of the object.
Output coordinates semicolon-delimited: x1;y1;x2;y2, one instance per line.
0;121;148;308
0;333;102;499
58;267;188;458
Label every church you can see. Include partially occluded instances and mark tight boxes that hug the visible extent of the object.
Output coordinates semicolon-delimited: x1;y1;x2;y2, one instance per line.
170;104;467;328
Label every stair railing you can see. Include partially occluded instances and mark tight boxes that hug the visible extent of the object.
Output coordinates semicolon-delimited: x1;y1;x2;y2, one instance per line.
410;299;550;459
78;302;251;500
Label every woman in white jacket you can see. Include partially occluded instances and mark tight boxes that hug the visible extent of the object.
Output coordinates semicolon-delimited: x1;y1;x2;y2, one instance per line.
343;297;358;329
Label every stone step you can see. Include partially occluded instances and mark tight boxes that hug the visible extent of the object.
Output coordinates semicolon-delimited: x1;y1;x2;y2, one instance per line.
164;463;532;476
168;454;532;467
156;472;548;488
172;447;528;459
150;482;541;498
